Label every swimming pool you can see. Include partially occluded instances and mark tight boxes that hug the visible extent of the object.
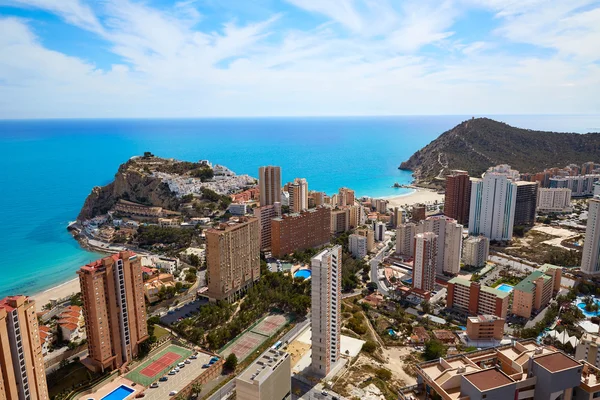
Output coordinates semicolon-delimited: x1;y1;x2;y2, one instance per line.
496;284;514;293
293;269;311;279
577;299;600;317
100;385;135;400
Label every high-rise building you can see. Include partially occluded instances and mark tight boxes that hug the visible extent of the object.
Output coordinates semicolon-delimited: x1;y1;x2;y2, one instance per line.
595;182;600;197
374;221;386;242
236;348;291;400
392;207;404;228
514;181;538;226
469;165;518;241
330;209;350;233
356;228;375;253
445;170;471;225
311;246;342;377
78;251;148;372
373;199;389;214
583;161;597;175
349;234;367;259
259;166;281;206
309;191;326;208
0;296;49;400
416;216;463;276
463;236;489;268
412;204;426;222
271;207;331;258
348;204;363;228
511;264;561;318
253;203;281;251
206;217;260;302
446;278;510;318
288;178;308;213
537;188;572;213
396;223;416;258
338;188;355;207
413;232;437;292
582;198;600;275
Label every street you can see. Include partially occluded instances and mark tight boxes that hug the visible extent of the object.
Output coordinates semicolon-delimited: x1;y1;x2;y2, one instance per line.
370;240;391;296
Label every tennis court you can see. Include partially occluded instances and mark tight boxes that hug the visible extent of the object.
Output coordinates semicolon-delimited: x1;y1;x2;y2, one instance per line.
220;331;268;362
251;314;288;336
126;345;192;386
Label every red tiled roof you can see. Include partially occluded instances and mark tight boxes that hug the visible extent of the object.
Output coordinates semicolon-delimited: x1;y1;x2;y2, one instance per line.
58;317;79;326
60;311;80;319
60;323;79;331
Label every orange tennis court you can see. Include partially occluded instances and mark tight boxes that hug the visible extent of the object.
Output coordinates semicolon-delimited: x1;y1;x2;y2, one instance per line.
140;352;180;377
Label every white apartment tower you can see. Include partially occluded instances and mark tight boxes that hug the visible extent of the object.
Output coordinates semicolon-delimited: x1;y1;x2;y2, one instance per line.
469;165;518;241
349;234;367;259
413;233;437;292
463;236;490;268
396;223;416;258
259;166;281;206
311;246;342;377
416;216;463;275
582;198;600;275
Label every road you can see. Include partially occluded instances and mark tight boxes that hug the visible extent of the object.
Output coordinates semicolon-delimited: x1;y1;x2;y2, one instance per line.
489;254;537;274
45;349;88;373
370;241;390;296
206;317;311;400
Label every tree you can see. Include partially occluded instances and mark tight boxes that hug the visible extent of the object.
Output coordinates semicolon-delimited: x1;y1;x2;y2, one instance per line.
366;282;378;292
224;353;238;372
423;340;446;361
189;254;200;267
362;340;377;354
191;382;203;396
421;300;432;314
376;368;392;380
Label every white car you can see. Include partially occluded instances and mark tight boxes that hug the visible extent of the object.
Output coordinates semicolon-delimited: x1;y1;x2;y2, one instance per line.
169;391;178;396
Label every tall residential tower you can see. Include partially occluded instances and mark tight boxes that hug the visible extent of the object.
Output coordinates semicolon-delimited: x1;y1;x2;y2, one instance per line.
445;170;471;225
259;166;281;206
582;198;600;275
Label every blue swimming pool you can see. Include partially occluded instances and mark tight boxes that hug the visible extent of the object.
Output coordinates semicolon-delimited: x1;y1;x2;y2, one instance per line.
100;385;135;400
496;284;514;293
293;269;311;279
578;299;600;317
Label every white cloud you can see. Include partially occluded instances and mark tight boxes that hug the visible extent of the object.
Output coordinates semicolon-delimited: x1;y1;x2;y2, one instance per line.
0;0;599;118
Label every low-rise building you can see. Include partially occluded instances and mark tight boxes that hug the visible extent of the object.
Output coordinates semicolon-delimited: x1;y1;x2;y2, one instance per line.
432;330;457;344
143;273;176;303
575;333;600;368
462;236;489;268
447;278;510;318
415;341;597;400
236;348;291;400
411;326;431;344
227;203;248;216
39;325;53;355
511;264;561;318
466;315;504;341
349;234;367;259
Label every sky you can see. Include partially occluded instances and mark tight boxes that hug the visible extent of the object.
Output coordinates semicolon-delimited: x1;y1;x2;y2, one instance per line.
0;0;599;119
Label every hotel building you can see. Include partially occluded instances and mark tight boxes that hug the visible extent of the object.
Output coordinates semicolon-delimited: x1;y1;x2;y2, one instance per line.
206;217;260;302
271;207;331;258
413;341;600;400
445;170;471;225
582;198;600;275
469;165;518;241
413;233;438;292
576;333;600;369
511;264;562;318
254;203;281;251
78;251;148;372
447;277;510;319
463;236;490;268
311;246;342;377
349;234;367;259
259;166;281;206
0;296;49;400
348;204;363;229
550;174;600;197
537;188;572;213
236;348;291;400
466;315;504;341
374;221;386;242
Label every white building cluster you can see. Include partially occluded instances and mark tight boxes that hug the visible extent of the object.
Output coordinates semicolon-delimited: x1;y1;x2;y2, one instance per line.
153;169;255;197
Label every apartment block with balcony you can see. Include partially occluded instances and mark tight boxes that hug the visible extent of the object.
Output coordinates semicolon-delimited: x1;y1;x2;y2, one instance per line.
466;315;504;341
511;264;561;319
78;251;149;373
447;277;510;319
0;296;49;400
271;207;331;258
236;349;291;400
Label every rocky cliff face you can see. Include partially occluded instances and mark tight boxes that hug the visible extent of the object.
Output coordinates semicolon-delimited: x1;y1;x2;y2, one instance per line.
77;161;179;221
400;117;600;183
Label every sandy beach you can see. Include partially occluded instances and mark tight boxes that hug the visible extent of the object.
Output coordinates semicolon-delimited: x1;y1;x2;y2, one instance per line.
31;278;81;312
386;187;444;207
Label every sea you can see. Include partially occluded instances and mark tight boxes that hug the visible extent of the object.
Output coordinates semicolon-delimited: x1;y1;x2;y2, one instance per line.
0;115;599;298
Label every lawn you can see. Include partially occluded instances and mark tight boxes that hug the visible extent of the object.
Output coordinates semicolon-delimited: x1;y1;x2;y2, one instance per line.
154;325;171;341
47;362;101;398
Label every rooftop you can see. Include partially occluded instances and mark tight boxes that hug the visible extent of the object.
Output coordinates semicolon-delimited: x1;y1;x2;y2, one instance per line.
513;270;546;293
238;349;289;384
448;277;510;299
469;315;503;323
463;368;514;391
534;352;580;373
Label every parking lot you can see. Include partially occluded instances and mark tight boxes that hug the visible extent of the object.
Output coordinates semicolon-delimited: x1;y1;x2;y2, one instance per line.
161;298;209;325
144;352;212;400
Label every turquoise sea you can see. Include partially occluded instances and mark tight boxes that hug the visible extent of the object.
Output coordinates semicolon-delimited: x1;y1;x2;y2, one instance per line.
0;115;599;298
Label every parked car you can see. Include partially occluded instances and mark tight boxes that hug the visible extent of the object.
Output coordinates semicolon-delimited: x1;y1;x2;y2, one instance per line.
149;383;159;389
135;394;145;398
159;377;168;382
169;391;178;396
184;359;191;364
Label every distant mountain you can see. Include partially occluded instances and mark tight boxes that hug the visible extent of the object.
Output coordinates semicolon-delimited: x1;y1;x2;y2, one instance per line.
399;117;600;183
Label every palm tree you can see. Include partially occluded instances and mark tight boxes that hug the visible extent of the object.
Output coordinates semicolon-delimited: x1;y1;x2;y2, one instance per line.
191;382;202;397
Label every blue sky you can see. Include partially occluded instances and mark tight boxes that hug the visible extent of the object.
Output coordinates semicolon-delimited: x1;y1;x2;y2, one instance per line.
0;0;599;118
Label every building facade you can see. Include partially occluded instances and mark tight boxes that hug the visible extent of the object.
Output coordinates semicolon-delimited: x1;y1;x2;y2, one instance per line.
374;221;386;242
349;234;367;259
576;333;600;369
206;217;260;302
338;188;355;207
78;251;149;372
271;207;331;258
514;181;538;226
466;315;504;341
462;236;490;268
582;198;600;275
413;233;438;292
0;296;49;400
447;278;510;318
254;203;281;251
511;264;562;318
287;178;308;213
550;174;600;197
537;188;572;212
259;166;281;206
311;246;342;377
469;165;518;241
236;348;291;400
330;209;350;234
356;228;375;253
412;204;426;222
416;216;463;276
445;170;471;225
396;223;416;258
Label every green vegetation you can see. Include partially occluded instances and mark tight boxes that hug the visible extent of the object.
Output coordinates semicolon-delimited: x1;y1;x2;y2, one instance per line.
361;340;378;354
69;292;83;307
47;359;101;399
423;339;446;361
200;187;232;210
583;296;600;313
376;368;392;381
136;225;197;250
515;295;584;339
224;353;238;371
400;117;600;183
346;312;368;335
492;276;522;287
191;167;214;182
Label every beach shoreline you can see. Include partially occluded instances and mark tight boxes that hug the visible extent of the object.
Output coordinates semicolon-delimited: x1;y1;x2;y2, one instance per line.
31;278;81;312
385;187;444;207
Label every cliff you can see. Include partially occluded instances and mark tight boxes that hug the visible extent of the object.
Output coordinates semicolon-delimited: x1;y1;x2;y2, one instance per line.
400;118;600;182
77;159;179;220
